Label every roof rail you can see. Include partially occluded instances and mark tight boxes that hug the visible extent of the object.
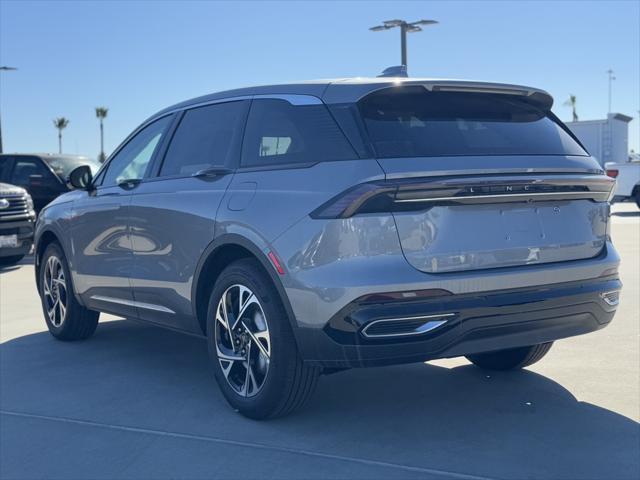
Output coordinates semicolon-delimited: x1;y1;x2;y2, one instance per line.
377;65;408;78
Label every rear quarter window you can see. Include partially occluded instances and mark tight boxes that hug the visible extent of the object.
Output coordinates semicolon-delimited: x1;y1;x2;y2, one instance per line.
359;86;587;158
241;99;356;167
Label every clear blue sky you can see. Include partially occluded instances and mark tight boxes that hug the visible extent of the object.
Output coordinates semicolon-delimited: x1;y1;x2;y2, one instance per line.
1;0;638;158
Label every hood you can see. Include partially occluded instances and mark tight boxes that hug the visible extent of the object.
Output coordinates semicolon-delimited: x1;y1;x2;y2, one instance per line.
0;182;27;197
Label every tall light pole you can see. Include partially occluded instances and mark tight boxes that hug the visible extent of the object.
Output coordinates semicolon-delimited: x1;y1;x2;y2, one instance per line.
607;69;616;114
370;19;438;69
0;66;18;154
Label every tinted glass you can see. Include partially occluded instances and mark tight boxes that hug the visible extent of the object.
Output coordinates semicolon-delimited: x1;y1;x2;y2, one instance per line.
12;158;54;185
160;101;246;176
44;156;101;180
0;157;12;182
241;99;355;167
102;115;171;187
359;87;587;158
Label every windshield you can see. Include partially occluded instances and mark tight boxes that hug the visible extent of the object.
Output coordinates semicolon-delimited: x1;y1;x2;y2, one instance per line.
44;156;101;179
359;86;588;158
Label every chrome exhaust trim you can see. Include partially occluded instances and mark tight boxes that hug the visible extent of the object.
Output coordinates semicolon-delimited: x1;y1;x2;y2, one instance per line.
361;313;455;339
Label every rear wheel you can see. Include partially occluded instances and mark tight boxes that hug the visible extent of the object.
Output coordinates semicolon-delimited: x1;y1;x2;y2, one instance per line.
634;189;640;209
207;259;320;419
465;342;553;370
39;243;99;340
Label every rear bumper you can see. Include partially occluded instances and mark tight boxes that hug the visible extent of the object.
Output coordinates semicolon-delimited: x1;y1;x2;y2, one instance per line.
296;276;621;368
0;219;34;258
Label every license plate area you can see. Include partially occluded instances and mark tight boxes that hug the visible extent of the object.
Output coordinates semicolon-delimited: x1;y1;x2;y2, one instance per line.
393;200;608;273
0;234;18;248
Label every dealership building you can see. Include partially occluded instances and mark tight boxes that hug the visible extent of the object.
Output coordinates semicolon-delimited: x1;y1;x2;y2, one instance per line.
566;113;633;166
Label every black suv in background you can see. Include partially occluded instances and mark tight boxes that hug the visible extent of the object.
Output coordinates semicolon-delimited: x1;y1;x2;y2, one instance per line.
0;154;100;213
0;182;36;266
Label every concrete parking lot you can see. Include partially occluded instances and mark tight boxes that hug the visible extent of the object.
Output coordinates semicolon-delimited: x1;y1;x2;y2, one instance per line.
1;204;638;479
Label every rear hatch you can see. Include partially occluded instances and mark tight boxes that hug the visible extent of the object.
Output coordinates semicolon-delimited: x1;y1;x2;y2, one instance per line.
357;84;614;273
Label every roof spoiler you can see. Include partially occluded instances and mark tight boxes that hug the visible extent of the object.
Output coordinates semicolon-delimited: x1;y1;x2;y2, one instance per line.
377;65;408;78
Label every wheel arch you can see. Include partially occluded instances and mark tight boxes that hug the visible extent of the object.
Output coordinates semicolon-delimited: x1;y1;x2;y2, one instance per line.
34;228;63;294
192;234;299;340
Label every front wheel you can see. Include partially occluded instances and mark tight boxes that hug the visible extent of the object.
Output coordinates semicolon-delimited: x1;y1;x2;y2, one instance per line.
465;342;553;371
39;243;99;340
207;259;320;419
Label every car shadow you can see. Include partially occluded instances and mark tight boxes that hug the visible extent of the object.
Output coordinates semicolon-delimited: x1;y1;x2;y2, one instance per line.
1;319;638;479
0;255;34;274
612;210;640;217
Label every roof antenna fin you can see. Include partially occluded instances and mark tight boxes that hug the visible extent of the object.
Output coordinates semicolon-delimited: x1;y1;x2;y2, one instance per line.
377;65;408;78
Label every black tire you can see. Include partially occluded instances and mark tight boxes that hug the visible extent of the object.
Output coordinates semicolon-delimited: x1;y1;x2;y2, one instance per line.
465;342;553;371
207;258;320;419
634;189;640;209
0;255;25;267
39;243;99;341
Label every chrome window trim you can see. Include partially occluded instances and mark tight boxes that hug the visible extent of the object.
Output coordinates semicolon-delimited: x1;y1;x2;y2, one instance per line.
160;93;322;118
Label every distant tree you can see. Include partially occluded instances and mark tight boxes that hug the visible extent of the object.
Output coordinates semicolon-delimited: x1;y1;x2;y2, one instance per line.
563;95;578;122
53;117;69;154
95;107;108;162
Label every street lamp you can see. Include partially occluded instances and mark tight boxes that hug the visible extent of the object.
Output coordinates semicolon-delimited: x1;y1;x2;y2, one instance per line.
0;66;18;154
369;19;438;68
607;68;616;114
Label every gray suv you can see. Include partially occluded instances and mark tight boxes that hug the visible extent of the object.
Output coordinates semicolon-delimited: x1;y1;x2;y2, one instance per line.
34;78;621;419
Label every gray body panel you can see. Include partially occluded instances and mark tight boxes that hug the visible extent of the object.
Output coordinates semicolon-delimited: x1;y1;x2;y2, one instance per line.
128;176;231;333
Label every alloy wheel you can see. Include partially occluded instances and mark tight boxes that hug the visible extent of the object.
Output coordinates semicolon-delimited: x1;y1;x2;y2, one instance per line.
43;256;67;327
214;284;271;397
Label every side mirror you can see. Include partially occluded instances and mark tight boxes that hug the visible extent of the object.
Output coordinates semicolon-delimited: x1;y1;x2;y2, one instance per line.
67;165;93;190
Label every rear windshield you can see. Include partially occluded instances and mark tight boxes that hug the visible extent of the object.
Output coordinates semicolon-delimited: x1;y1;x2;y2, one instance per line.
359;86;587;158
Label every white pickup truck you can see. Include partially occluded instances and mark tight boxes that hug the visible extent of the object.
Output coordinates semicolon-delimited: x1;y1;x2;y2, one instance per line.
605;155;640;208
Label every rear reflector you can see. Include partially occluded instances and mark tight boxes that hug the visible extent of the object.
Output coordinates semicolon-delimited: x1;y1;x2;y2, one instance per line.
267;251;285;275
606;169;619;178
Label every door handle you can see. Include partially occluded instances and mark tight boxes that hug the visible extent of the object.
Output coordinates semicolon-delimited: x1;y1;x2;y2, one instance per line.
192;167;234;179
117;179;142;190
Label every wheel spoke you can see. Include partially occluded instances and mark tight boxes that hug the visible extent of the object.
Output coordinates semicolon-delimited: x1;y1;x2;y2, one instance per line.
43;256;67;328
231;290;258;330
58;300;66;324
48;299;59;325
214;283;271;398
241;321;270;359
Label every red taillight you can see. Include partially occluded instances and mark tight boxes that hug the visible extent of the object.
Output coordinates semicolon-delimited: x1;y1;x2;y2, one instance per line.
606;169;619;178
267;251;285;275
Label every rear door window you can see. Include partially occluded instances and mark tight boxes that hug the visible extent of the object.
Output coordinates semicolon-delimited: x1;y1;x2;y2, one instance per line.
159;101;247;176
241;99;356;167
359;86;587;158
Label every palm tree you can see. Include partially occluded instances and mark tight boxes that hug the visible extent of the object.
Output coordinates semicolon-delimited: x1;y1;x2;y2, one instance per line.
563;95;578;122
53;117;69;154
95;107;108;162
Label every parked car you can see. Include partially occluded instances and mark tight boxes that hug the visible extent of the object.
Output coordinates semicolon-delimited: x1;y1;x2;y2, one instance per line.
605;156;640;207
0;183;36;266
0;154;100;213
34;78;621;419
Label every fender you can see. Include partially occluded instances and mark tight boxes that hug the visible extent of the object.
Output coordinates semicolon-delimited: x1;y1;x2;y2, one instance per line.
191;233;303;345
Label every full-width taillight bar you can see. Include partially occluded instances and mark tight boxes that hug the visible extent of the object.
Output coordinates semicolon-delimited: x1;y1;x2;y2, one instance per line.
310;174;615;219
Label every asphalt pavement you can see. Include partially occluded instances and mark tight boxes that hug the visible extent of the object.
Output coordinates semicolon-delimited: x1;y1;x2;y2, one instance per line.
1;203;638;479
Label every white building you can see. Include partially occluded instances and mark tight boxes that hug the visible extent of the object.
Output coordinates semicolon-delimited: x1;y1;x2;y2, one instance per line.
565;113;633;166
